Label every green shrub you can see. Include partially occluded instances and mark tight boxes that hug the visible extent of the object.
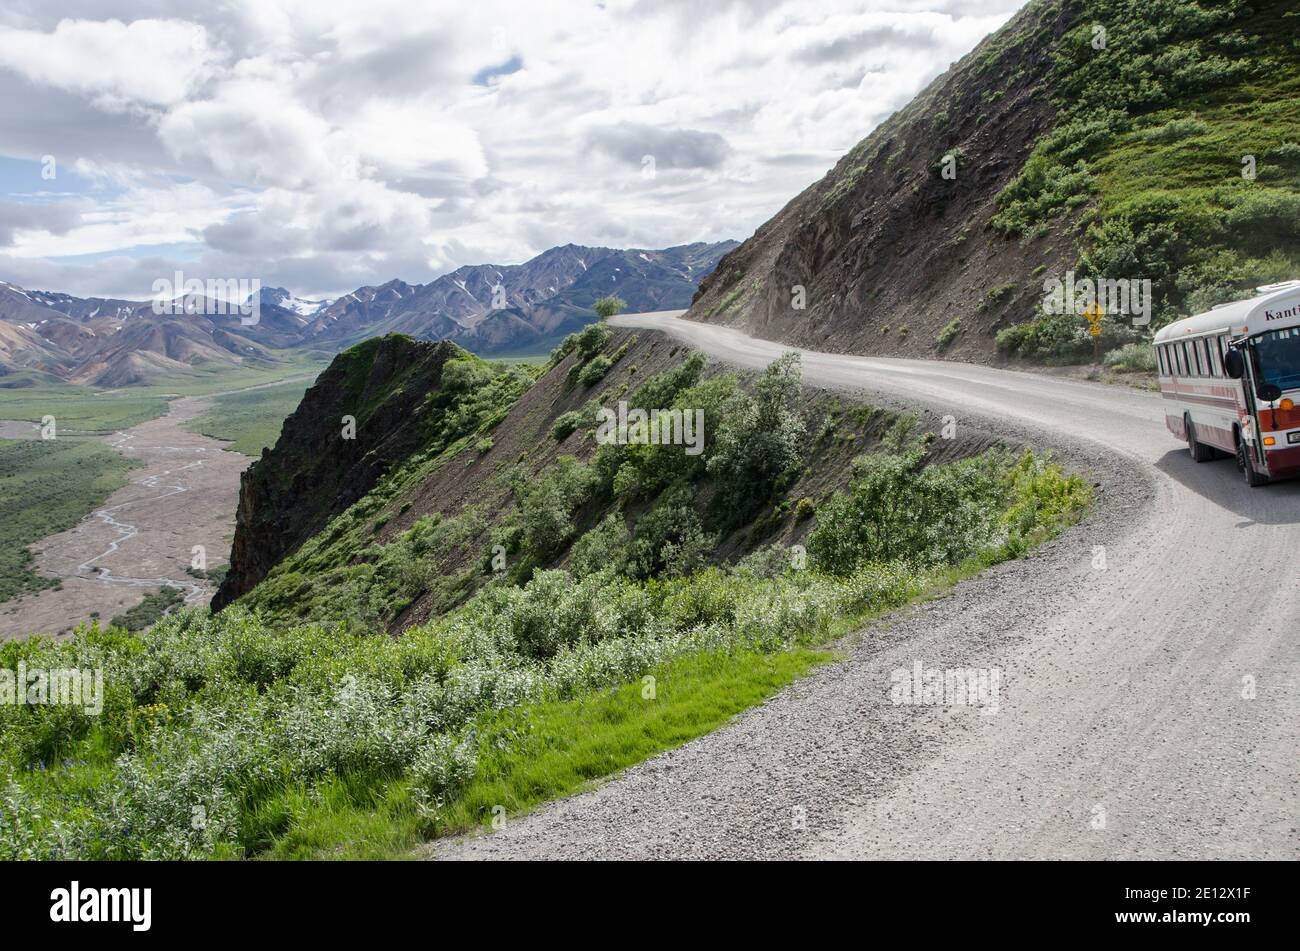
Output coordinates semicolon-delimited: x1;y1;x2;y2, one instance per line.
569;513;630;577
707;353;805;520
808;428;1090;578
981;284;1015;310
996;308;1144;364
593;296;627;319
574;322;612;357
935;318;962;350
1103;342;1157;372
626;487;716;580
809;436;1007;575
517;456;594;560
1270;141;1300;163
593;365;732;503
109;587;185;632
577;355;612;387
1138;115;1210;143
551;411;583;441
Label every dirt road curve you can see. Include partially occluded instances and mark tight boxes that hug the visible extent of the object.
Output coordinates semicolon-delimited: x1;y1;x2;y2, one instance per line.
0;395;250;640
433;311;1299;860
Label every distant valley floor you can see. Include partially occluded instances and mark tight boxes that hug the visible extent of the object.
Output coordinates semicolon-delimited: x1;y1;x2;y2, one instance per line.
0;394;251;640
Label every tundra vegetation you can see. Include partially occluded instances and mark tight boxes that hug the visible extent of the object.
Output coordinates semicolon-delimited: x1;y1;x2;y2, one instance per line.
0;438;140;604
994;0;1300;363
0;333;1089;859
183;378;317;457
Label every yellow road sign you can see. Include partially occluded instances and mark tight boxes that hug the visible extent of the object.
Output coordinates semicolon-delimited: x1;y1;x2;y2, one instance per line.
1084;301;1104;337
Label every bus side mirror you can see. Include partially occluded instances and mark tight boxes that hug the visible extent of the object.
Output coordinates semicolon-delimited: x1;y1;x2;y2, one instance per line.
1224;348;1244;379
1258;382;1283;403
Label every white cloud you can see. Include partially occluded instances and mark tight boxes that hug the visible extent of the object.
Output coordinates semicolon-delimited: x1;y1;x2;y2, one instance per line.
0;0;1027;297
0;18;224;108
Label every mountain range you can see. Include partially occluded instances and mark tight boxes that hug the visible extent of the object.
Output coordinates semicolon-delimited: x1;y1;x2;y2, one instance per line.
0;240;736;387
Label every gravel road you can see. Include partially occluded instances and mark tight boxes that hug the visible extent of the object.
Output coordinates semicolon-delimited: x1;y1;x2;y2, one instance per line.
431;312;1299;860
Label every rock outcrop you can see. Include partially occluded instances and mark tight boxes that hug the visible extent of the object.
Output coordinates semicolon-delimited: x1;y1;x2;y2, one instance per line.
213;335;456;609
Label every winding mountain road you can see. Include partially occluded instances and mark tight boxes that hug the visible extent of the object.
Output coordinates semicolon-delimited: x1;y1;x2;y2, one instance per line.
434;310;1299;860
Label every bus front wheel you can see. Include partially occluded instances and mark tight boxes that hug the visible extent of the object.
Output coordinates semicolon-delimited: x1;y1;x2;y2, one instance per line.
1236;430;1269;487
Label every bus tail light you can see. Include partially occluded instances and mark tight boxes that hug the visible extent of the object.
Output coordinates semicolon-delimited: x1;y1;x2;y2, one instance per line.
1263;437;1277;446
1282;398;1295;411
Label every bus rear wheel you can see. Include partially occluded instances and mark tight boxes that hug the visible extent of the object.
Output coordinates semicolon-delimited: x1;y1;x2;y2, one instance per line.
1186;416;1214;463
1236;430;1269;487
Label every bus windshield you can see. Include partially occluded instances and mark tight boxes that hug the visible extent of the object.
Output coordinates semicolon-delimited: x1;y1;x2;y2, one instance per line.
1251;326;1300;393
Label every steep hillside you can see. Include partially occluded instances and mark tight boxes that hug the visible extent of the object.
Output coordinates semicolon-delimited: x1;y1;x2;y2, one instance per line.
10;320;1094;861
212;335;487;608
217;323;1030;634
690;0;1300;365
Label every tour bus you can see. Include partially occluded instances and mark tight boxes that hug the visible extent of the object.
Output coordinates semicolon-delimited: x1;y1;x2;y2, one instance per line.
1154;280;1300;486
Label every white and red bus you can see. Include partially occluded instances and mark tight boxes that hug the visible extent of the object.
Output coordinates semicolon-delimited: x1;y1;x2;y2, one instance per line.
1154;280;1300;487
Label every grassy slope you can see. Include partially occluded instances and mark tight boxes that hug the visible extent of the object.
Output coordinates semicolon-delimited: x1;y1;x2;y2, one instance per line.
259;649;829;859
0;438;140;603
994;0;1300;358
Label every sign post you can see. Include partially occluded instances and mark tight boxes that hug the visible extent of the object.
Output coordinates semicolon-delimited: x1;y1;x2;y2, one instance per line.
1084;301;1104;363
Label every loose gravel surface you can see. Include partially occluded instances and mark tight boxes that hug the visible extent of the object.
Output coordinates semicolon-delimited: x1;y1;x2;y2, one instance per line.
430;312;1298;860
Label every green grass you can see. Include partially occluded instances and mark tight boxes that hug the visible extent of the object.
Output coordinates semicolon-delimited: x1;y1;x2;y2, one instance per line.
0;385;170;433
0;354;329;435
109;587;186;632
991;0;1300;338
182;379;316;456
436;648;828;836
0;438;140;604
257;648;829;859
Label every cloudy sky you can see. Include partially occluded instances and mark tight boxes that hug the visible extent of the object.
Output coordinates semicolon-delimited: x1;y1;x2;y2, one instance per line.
0;0;1023;300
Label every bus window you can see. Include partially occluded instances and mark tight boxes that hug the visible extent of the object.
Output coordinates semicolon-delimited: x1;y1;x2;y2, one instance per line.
1178;342;1189;376
1252;326;1300;393
1203;339;1218;377
1159;346;1169;376
1192;340;1205;376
